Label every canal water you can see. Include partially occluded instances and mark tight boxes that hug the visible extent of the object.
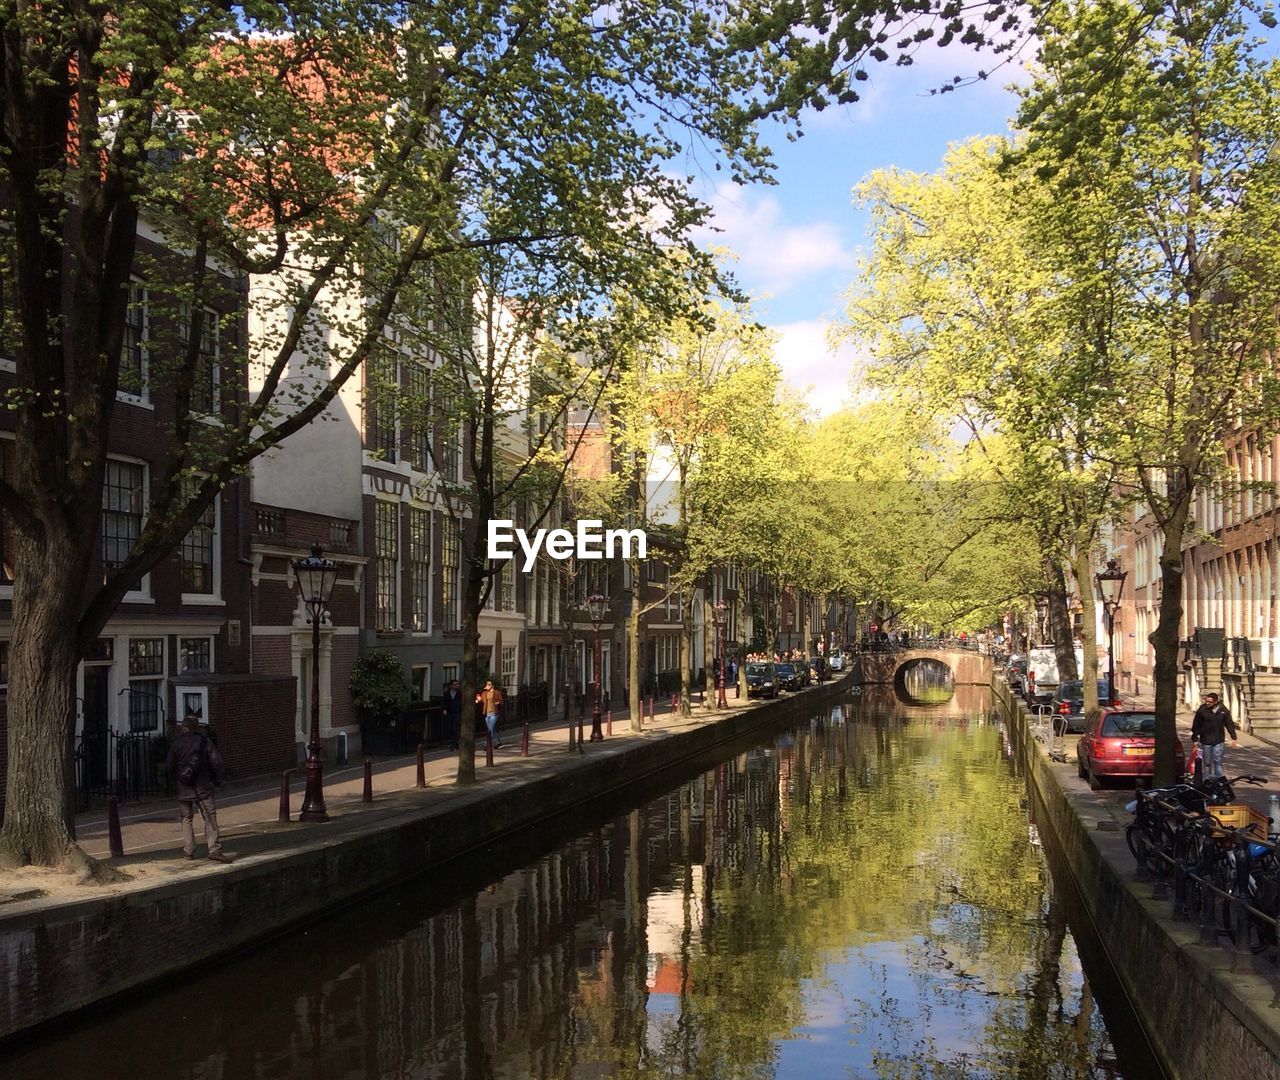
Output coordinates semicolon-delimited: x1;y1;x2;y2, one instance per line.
5;686;1162;1079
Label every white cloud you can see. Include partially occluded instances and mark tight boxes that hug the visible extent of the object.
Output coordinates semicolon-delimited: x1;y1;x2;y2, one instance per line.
771;319;870;416
694;185;854;296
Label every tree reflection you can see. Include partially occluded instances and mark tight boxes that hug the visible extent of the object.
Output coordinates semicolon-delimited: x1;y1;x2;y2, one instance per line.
4;688;1131;1080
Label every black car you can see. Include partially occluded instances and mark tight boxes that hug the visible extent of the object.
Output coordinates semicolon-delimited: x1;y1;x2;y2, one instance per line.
745;662;779;699
1050;679;1115;735
774;662;805;692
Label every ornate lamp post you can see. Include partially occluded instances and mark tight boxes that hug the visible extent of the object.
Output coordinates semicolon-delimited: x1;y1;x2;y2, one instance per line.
293;544;339;822
1096;558;1128;704
588;593;606;742
714;600;728;708
1035;594;1050;645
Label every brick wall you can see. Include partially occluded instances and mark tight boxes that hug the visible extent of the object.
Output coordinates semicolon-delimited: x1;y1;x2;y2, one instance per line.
205;675;296;780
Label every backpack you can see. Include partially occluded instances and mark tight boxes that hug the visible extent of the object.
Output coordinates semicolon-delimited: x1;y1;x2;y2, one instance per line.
175;736;209;787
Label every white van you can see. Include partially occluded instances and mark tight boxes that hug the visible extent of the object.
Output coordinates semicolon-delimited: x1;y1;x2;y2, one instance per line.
1026;645;1085;707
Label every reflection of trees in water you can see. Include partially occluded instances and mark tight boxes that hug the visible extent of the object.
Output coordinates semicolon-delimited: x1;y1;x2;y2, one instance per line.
900;658;956;704
7;711;1128;1080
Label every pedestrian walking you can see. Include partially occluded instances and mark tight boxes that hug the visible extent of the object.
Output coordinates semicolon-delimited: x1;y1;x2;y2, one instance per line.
477;679;504;749
1191;692;1238;781
165;713;232;863
443;679;463;750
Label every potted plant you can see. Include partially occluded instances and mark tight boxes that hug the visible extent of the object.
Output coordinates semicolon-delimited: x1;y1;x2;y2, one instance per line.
351;650;412;755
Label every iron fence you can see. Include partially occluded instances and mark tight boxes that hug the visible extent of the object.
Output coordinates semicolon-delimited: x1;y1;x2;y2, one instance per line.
74;728;170;810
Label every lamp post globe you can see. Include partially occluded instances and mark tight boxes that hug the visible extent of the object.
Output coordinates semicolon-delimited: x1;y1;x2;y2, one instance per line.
588;594;606;742
1095;558;1128;705
293;544;339;822
714;600;728;708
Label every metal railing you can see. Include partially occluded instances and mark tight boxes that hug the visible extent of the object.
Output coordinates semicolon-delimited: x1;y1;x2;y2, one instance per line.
1135;791;1279;966
74;729;170;810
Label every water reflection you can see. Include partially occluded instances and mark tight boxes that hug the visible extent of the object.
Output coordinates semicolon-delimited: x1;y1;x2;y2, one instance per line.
897;657;957;705
5;688;1141;1079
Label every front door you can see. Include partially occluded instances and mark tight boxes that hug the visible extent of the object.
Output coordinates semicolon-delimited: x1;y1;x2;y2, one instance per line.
82;666;111;786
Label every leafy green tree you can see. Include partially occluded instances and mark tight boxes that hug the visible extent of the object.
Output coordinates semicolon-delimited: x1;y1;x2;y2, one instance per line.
0;1;790;868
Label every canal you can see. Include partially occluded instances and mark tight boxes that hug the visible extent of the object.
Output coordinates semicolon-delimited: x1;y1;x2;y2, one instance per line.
5;686;1163;1078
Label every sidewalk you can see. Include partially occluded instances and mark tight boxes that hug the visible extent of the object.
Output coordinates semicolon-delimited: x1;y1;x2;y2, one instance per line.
70;691;755;863
1060;689;1280;821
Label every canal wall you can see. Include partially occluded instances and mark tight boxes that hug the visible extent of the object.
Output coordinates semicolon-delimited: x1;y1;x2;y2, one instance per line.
0;681;849;1045
992;680;1280;1080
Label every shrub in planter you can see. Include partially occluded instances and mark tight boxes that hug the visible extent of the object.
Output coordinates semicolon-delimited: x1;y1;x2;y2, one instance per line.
351;650;411;747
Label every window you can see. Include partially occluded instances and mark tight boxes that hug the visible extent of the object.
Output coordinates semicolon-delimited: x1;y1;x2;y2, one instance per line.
501;558;516;612
409;507;431;632
180;304;220;414
102;460;145;588
0;640;8;692
179;637;212;674
176;686;208;727
411;664;430;702
443;662;459;685
127;637;165;732
369;356;398;463
441;515;460;631
501;646;516;687
120;280;148;400
180;481;218;596
407;362;431;471
375;501;399;631
439;387;462;481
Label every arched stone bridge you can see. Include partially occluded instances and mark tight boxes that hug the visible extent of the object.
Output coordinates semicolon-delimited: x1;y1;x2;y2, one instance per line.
853;648;994;688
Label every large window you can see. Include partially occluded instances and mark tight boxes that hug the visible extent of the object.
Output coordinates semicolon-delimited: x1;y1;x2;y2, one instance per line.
120;280;148;401
441;515;460;631
180;480;218;596
407;362;430;471
375;501;399;631
501;646;517;687
127;637;165;732
370;356;398;463
438;387;462;481
409;507;431;632
102;460;145;587
180;304;220;414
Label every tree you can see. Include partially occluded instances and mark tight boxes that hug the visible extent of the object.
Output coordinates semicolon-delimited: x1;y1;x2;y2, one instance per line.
1014;0;1280;782
0;2;790;868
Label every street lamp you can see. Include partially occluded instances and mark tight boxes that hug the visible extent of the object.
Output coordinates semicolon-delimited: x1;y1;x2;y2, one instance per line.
1034;594;1050;645
588;593;606;742
714;600;728;708
293;544;339;822
1096;558;1128;705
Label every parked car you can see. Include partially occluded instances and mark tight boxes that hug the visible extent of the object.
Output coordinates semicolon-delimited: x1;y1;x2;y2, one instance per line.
1076;708;1185;791
1050;679;1116;735
1005;655;1027;695
828;651;845;672
774;662;805;692
745;662;779;699
809;656;827;682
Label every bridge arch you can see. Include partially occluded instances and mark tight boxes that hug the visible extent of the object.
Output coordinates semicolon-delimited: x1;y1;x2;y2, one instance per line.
853;647;994;690
894;656;957;705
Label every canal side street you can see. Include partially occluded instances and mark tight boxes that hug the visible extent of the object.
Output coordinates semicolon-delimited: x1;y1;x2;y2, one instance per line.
994;679;1280;1079
0;679;847;1044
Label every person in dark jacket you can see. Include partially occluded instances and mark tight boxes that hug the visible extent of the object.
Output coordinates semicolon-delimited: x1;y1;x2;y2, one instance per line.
1191;692;1238;781
443;679;463;751
165;713;231;863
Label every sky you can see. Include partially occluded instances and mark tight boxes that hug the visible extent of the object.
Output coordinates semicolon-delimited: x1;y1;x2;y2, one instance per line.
693;42;1032;417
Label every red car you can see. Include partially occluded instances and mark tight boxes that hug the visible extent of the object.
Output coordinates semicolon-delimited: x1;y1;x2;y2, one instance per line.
1076;708;1185;791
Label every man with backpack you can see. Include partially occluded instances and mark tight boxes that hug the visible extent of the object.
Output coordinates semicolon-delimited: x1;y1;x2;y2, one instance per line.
165;713;232;863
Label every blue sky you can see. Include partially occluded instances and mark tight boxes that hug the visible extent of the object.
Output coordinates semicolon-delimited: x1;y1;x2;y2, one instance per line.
694;43;1030;416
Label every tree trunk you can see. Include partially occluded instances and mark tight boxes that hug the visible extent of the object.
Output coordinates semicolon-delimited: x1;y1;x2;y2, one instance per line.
680;589;693;717
703;583;714;707
0;534;93;869
628;571;642;731
1153;478;1193;786
1047;559;1078;682
1068;548;1100;720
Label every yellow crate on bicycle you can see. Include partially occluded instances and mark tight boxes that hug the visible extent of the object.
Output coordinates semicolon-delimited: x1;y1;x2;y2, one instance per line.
1208;803;1271;838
